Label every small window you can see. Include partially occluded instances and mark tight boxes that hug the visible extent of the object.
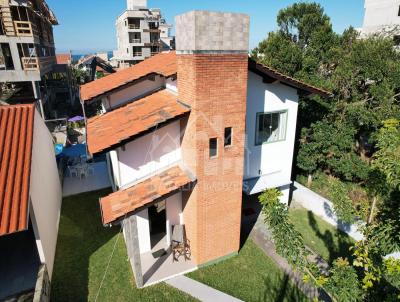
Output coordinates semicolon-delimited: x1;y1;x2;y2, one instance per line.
394;35;400;46
255;111;288;145
398;5;400;16
209;138;218;158
224;127;232;147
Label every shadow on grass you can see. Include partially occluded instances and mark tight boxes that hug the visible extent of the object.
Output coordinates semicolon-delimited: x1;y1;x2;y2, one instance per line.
307;211;354;264
50;188;115;302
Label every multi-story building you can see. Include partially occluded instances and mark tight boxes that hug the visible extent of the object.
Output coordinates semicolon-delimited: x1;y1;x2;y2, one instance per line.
112;0;173;68
362;0;400;41
0;0;58;117
80;11;331;288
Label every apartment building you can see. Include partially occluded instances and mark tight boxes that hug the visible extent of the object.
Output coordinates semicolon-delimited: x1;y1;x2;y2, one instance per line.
81;11;330;288
0;0;58;116
362;0;400;40
112;0;174;68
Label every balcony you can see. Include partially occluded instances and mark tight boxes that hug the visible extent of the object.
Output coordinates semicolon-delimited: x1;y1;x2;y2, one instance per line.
14;21;38;37
21;56;55;71
132;52;143;57
130;39;141;44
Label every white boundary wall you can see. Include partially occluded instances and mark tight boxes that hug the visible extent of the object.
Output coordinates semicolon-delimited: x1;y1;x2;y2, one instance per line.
292;181;364;241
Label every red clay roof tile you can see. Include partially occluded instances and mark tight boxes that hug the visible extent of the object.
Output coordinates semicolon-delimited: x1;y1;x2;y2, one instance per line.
100;165;194;224
0;104;35;236
86;89;189;154
80;51;177;102
56;53;71;65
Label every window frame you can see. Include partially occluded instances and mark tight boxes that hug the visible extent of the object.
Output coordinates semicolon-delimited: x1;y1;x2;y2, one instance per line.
224;127;233;147
254;110;288;146
209;137;218;158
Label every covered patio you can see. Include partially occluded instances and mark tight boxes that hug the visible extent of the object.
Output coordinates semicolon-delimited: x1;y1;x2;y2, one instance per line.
100;164;197;287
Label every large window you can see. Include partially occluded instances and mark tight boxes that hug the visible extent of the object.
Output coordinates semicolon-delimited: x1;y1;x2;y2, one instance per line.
255;111;288;145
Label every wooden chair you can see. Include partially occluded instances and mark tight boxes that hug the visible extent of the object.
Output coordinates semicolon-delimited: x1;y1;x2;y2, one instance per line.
171;225;191;262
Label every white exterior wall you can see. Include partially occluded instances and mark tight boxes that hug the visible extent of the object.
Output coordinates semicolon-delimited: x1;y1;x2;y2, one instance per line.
166;192;183;244
136;209;151;254
245;71;299;187
29;110;62;279
362;0;400;35
166;78;178;93
115;121;182;188
103;76;165;110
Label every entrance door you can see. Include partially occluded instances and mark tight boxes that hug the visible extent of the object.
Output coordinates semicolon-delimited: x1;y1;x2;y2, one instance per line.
148;201;166;249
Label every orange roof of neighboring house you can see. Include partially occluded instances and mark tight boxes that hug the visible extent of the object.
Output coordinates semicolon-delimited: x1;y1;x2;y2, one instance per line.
87;89;189;154
56;53;71;65
100;165;195;224
80;51;177;102
0;104;35;236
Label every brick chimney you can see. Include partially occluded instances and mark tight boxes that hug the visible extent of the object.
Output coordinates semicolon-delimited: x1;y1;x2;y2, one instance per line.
176;11;250;264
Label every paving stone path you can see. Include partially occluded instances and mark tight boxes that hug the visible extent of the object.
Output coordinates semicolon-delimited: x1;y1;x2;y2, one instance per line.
166;275;244;302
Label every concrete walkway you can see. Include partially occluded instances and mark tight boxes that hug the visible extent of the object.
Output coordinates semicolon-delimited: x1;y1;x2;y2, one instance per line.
166;275;243;302
250;213;332;302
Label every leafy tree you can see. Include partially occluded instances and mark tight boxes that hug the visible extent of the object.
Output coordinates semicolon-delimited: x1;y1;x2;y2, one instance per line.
328;178;355;224
325;258;364;302
258;189;309;269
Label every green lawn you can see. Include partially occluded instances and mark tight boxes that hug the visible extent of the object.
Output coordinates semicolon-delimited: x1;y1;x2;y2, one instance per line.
289;207;355;264
51;189;197;302
188;240;308;302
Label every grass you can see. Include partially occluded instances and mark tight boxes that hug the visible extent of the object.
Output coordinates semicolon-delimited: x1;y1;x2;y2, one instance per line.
188;240;308;302
51;189;198;302
289;207;355;264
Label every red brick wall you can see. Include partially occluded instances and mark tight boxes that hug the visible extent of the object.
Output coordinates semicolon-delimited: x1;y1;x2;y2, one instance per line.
179;54;248;264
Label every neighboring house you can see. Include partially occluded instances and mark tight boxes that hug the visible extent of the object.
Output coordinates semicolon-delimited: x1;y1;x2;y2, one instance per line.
112;0;174;68
80;11;330;288
76;55;115;82
361;0;400;42
0;104;62;300
45;53;79;115
0;0;58;117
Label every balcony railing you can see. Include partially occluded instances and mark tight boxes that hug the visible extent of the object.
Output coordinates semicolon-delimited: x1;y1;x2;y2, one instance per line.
21;56;55;71
133;52;142;57
14;21;38;37
130;39;141;43
128;24;140;29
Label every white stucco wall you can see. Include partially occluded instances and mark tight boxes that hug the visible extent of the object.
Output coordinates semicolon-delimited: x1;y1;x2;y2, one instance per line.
136;209;151;254
166;192;183;244
166;78;178;93
362;0;400;35
116;120;182;188
244;71;299;187
29;110;62;279
104;75;165;110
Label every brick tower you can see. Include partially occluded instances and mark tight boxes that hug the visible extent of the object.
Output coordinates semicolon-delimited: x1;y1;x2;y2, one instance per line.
176;11;250;264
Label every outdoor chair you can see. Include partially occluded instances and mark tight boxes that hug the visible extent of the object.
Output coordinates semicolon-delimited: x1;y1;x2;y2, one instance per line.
171;224;191;262
68;166;78;178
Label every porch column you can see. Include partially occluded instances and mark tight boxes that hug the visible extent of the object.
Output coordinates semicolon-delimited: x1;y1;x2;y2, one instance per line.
122;214;144;288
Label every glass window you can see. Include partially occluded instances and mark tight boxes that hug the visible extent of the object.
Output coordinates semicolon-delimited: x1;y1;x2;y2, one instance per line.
224;127;232;147
255;111;288;145
209;138;218;158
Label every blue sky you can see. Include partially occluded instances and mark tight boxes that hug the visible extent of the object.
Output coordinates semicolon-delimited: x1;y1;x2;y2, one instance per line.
47;0;365;54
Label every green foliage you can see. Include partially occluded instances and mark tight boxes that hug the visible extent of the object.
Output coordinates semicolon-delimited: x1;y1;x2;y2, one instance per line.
298;120;369;182
328;178;355;224
372;119;400;190
258;189;309;269
325;258;364;302
384;258;400;290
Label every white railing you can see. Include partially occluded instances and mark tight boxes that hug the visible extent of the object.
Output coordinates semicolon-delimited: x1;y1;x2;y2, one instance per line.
133;52;142;57
130;39;141;43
